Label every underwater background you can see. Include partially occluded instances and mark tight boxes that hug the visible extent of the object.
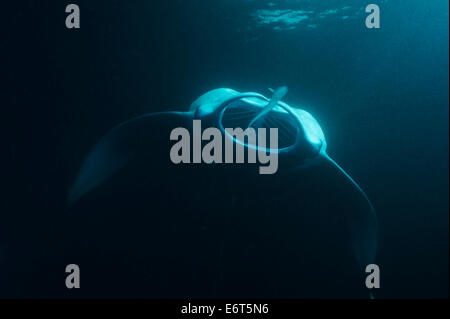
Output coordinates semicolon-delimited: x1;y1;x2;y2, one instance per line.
3;0;448;298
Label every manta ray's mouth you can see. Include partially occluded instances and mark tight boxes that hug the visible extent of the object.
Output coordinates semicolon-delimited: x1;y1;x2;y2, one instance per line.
220;98;299;150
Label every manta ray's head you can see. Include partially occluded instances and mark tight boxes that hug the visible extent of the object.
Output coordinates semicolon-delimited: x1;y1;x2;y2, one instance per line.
190;88;328;167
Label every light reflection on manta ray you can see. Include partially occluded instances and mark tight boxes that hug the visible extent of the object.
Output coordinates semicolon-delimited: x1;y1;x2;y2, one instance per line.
69;87;377;272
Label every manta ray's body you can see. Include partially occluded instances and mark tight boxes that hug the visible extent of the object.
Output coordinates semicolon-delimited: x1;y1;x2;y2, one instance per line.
68;88;377;298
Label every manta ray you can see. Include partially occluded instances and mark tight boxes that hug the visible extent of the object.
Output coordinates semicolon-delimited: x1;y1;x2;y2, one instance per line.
248;86;288;128
69;87;378;286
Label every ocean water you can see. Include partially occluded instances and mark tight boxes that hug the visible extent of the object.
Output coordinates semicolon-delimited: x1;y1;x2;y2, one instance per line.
3;0;449;298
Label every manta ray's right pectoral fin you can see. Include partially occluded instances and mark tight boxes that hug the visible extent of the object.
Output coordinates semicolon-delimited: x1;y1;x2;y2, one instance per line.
68;111;190;205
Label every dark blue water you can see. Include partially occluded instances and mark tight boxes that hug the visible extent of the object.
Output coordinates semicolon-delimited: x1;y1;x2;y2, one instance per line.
3;0;448;298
